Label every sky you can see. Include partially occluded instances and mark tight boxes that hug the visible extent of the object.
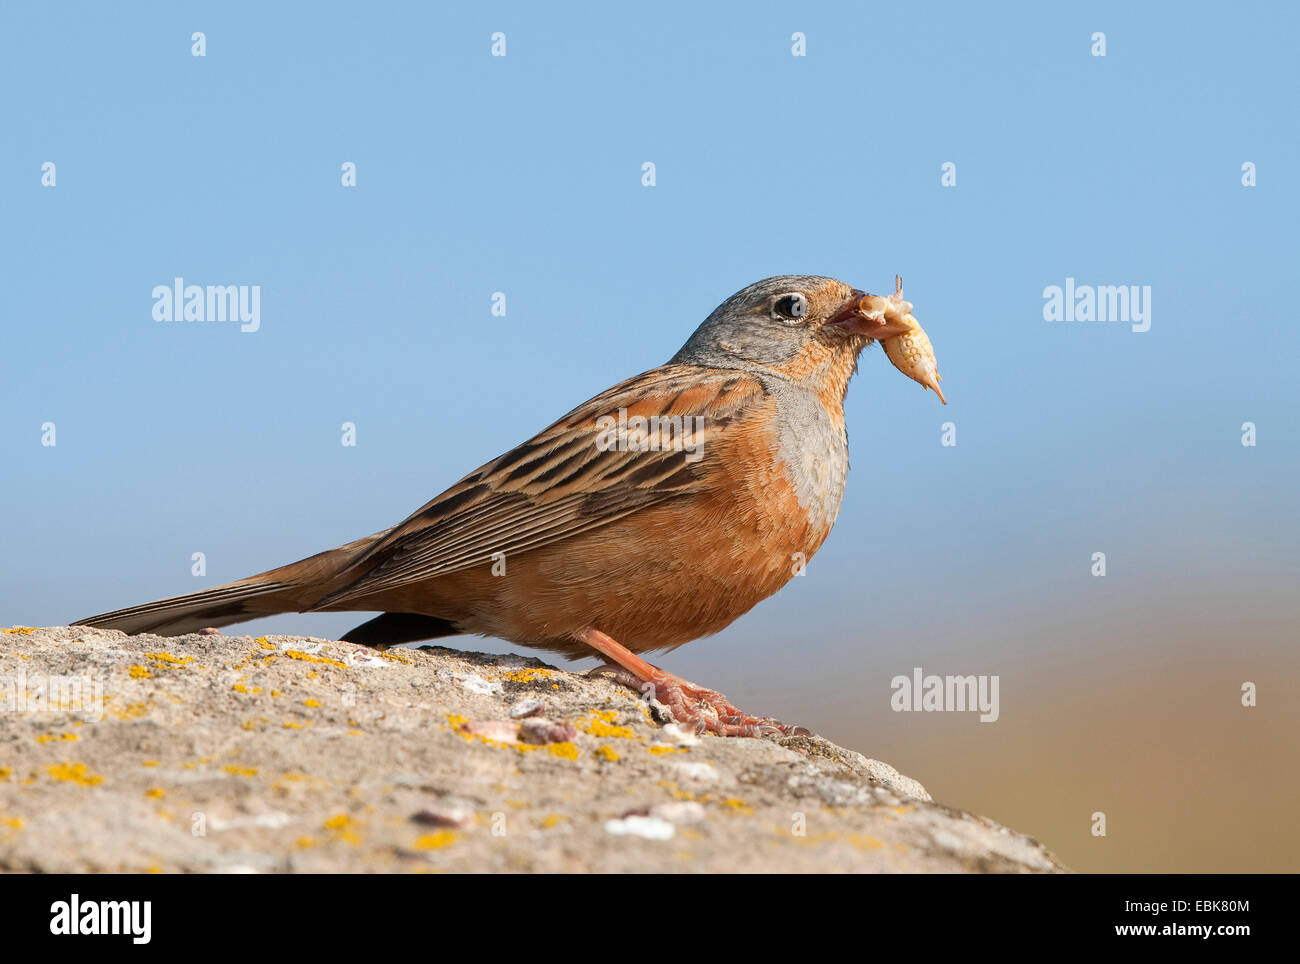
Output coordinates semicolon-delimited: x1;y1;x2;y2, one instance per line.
2;1;1297;872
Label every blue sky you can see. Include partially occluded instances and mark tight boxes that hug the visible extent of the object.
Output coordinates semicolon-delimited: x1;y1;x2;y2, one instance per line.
2;3;1297;870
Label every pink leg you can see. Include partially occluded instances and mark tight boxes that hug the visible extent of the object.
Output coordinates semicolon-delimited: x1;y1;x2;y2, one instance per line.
577;627;810;738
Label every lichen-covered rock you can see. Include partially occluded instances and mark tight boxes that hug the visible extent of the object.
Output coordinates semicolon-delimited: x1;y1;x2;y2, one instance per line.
0;626;1065;873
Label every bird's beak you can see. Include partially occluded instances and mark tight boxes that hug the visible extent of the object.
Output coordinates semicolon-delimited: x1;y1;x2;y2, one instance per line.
824;289;914;339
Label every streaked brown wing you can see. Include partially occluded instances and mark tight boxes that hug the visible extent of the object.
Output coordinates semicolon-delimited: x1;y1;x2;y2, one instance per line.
308;365;768;608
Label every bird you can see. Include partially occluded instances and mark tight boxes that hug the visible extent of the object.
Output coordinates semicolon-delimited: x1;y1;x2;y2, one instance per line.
77;275;917;736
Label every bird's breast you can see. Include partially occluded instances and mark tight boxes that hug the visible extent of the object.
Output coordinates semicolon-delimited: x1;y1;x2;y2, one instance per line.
761;379;850;534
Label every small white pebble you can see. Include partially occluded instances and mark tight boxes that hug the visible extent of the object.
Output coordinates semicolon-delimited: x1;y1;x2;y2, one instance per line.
671;761;718;783
508;698;544;719
930;829;968;854
447;672;502;696
604;815;675;841
345;650;392;668
208;812;293;831
657;723;700;746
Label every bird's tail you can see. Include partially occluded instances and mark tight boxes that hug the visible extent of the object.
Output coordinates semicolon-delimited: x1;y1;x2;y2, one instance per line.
75;532;386;637
76;578;299;636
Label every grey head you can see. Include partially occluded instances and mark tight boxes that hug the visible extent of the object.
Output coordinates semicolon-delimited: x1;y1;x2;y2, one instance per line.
670;275;874;372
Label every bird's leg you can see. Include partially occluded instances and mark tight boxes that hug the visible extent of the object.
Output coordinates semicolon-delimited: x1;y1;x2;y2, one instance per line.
576;627;810;738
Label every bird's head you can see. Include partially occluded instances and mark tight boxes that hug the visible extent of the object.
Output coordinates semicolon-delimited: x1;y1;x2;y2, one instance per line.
670;276;913;380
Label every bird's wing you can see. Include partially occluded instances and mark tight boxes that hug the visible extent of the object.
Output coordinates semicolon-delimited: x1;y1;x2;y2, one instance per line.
307;365;769;608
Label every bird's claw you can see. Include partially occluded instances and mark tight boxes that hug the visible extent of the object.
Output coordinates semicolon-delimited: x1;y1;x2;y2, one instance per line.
590;662;809;738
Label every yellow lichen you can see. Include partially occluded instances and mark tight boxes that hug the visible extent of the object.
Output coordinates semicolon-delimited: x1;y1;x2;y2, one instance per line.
446;713;580;758
141;760;159;768
145;652;193;667
595;745;621;762
413;831;457;850
648;745;687;755
284;650;346;669
302;698;321;708
128;665;151;679
145;787;165;799
2;627;37;635
580;710;639;740
222;765;258;777
36;732;78;744
109;701;152;720
656;783;754;813
490;667;554;683
323;813;361;845
46;762;103;786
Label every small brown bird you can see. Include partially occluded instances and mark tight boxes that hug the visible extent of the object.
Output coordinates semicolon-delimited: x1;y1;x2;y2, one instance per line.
79;276;917;736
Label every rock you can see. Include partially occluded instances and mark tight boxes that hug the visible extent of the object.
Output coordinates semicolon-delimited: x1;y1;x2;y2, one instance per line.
0;626;1066;873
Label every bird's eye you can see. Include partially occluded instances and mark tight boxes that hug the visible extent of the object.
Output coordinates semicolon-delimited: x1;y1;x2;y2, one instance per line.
773;293;808;322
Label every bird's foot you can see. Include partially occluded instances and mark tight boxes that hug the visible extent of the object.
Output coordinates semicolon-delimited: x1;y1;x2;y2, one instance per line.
590;662;808;737
577;627;810;738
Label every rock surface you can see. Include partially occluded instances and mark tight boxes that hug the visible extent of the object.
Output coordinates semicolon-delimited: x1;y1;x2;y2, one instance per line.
0;626;1065;873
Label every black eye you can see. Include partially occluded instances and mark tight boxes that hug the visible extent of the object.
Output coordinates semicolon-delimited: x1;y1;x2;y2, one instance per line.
773;293;807;321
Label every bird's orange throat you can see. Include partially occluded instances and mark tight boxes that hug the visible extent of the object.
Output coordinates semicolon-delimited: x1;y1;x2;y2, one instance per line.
769;336;869;429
